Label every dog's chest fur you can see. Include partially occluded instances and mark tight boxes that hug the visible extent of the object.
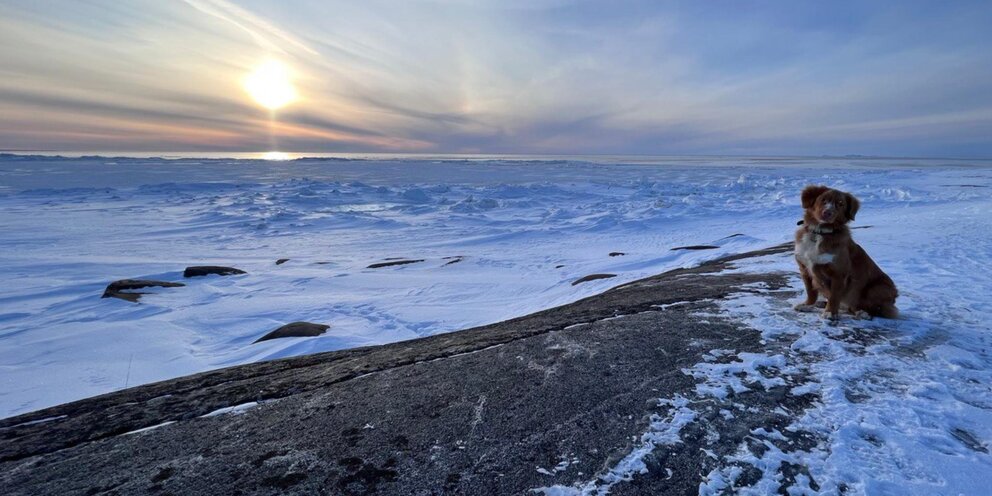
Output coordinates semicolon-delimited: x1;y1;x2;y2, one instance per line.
795;231;834;270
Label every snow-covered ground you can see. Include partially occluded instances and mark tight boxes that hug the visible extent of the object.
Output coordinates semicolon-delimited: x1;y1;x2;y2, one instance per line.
702;211;992;495
1;153;990;468
535;178;992;494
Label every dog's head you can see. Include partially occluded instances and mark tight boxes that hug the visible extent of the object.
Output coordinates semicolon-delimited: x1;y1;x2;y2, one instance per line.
801;185;860;225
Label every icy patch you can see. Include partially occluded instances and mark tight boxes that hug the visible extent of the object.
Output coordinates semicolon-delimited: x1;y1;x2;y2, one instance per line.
122;420;176;436
534;396;696;495
201;401;262;417
686;352;794;400
2;414;68;429
537;457;581;477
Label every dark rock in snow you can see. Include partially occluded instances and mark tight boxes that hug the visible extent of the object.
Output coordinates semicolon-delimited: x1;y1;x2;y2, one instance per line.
572;273;617;285
183;266;246;278
102;279;185;302
670;245;719;251
367;260;424;269
951;428;989;453
442;256;464;266
275;259;290;265
253;322;330;344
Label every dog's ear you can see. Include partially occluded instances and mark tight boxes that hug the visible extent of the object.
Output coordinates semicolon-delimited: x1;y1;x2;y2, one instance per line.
845;193;860;221
801;185;829;209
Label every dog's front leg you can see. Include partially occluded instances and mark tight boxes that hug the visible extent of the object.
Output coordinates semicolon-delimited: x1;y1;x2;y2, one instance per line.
794;264;819;312
822;276;845;320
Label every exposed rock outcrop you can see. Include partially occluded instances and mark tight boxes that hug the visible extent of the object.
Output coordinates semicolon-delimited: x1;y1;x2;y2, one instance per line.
253;322;330;343
182;266;246;278
572;273;617;285
367;260;424;269
102;279;185;302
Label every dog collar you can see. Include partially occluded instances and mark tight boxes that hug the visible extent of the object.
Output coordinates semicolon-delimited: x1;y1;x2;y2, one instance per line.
798;220;834;234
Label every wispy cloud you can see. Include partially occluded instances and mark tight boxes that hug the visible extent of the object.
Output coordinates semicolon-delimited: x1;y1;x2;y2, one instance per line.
181;0;319;56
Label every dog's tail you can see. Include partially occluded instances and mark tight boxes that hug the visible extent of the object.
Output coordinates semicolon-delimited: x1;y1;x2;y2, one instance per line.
863;278;900;319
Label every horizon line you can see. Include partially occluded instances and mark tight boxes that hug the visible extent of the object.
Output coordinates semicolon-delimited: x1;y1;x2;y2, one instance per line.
4;150;992;162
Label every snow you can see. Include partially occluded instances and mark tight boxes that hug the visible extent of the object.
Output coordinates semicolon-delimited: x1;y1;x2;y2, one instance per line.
1;414;68;429
201;401;262;417
1;155;991;492
121;420;176;436
687;352;794;400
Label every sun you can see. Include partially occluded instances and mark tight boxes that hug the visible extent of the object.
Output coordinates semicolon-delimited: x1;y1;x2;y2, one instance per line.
243;60;297;110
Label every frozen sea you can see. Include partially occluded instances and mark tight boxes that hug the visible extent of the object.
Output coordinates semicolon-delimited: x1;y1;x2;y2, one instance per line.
1;153;991;494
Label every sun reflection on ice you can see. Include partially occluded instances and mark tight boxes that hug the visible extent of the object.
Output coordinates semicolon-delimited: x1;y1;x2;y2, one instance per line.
260;151;292;161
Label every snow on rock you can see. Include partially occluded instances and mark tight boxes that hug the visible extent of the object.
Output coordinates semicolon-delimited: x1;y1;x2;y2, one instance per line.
201;401;262;417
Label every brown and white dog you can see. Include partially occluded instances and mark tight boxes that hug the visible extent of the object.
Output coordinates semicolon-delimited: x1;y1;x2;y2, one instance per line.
794;185;898;320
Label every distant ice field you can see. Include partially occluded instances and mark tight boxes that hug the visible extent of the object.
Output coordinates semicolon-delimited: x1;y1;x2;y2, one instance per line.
0;154;990;420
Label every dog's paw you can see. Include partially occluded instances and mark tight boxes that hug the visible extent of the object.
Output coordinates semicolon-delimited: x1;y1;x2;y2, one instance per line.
794;303;819;313
852;310;872;320
821;310;840;320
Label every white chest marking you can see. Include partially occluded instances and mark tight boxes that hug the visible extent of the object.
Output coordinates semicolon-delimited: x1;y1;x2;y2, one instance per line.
795;232;834;270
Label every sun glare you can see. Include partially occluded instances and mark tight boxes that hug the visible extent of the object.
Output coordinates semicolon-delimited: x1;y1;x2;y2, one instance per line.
261;151;291;161
243;60;297;110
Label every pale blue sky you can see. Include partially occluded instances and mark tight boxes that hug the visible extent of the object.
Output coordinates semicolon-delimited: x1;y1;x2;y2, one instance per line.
1;0;991;156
